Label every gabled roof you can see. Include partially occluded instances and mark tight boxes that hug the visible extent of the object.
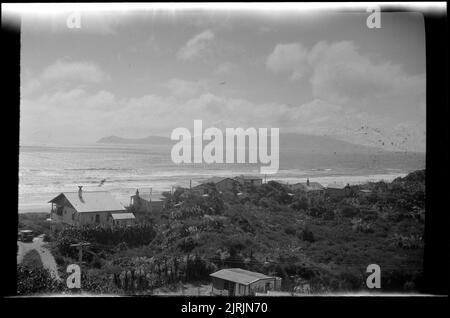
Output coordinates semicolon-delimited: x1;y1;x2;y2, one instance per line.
111;213;135;220
210;268;274;285
201;176;235;184
132;192;165;202
49;191;125;213
271;180;289;185
294;182;324;191
235;175;263;181
326;183;348;189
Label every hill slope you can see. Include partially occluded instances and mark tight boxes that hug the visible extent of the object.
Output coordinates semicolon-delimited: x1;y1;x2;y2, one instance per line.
97;133;384;154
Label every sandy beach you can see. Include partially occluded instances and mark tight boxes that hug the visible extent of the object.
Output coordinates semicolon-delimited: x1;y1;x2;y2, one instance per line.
18;171;408;214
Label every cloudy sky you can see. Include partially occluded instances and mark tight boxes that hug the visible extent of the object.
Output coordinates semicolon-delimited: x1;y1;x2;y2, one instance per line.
20;8;426;151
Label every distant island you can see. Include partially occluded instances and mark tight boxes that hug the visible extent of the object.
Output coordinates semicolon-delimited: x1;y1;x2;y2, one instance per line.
97;135;172;145
97;133;387;155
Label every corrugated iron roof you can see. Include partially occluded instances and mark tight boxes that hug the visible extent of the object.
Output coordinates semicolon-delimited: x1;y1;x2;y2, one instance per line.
111;213;135;220
293;182;324;191
133;192;165;202
49;191;126;213
201;176;234;184
326;183;347;189
271;180;289;185
210;268;274;285
236;175;262;180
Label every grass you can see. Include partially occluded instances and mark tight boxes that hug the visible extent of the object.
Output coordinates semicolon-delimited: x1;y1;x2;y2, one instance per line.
18;212;51;236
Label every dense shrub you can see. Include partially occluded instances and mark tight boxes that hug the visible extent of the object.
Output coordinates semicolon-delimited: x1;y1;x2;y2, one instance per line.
17;265;64;295
341;206;360;218
301;226;315;243
55;224;157;257
284;225;297;236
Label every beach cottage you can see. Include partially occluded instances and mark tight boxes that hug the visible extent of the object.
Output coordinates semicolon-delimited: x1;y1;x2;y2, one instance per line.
130;189;165;213
194;177;239;194
325;183;351;198
210;268;282;296
49;186;132;227
234;175;263;187
290;179;325;193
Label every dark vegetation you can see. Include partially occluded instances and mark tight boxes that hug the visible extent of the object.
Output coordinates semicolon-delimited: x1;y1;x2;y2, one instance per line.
18;170;425;294
17;250;64;295
18;212;50;235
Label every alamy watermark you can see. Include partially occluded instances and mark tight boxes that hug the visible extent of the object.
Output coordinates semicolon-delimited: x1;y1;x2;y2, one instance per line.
366;5;381;29
171;120;279;174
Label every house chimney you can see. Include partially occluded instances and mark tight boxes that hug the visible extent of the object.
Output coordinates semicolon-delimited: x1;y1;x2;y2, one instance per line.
78;186;83;199
307;178;310;186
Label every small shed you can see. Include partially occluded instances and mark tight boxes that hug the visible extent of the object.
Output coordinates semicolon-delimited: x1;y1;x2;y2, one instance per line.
210;268;281;296
111;213;135;226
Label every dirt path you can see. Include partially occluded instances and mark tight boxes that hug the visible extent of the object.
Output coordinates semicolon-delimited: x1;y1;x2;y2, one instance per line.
17;234;61;281
152;283;212;296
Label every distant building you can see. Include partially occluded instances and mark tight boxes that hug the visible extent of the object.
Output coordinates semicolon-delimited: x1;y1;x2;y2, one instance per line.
111;213;136;226
270;180;290;187
234;175;263;187
358;189;373;197
325;183;351;197
290;179;324;193
130;189;165;213
49;187;131;227
210;268;282;296
195;177;239;194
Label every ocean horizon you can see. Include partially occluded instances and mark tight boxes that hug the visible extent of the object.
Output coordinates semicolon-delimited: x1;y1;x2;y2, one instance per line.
18;143;425;213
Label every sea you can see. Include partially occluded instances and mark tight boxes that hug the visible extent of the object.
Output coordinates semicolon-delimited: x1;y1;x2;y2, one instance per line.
19;144;425;213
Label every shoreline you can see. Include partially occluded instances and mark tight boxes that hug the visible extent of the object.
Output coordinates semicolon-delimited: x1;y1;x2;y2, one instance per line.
18;171;408;214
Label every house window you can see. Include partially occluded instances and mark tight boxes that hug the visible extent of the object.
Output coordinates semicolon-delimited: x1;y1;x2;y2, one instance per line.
95;214;100;223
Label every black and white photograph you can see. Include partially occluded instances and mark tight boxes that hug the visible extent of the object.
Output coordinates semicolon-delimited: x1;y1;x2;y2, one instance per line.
1;2;448;302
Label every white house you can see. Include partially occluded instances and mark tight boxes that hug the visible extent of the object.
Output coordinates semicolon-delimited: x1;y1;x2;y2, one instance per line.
49;186;134;227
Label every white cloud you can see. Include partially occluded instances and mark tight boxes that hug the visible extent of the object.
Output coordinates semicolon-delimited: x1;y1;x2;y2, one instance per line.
177;30;215;61
163;78;209;98
266;43;309;80
20;52;425;151
41;60;109;83
306;41;425;108
20;84;425;151
214;61;238;75
266;40;426;118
